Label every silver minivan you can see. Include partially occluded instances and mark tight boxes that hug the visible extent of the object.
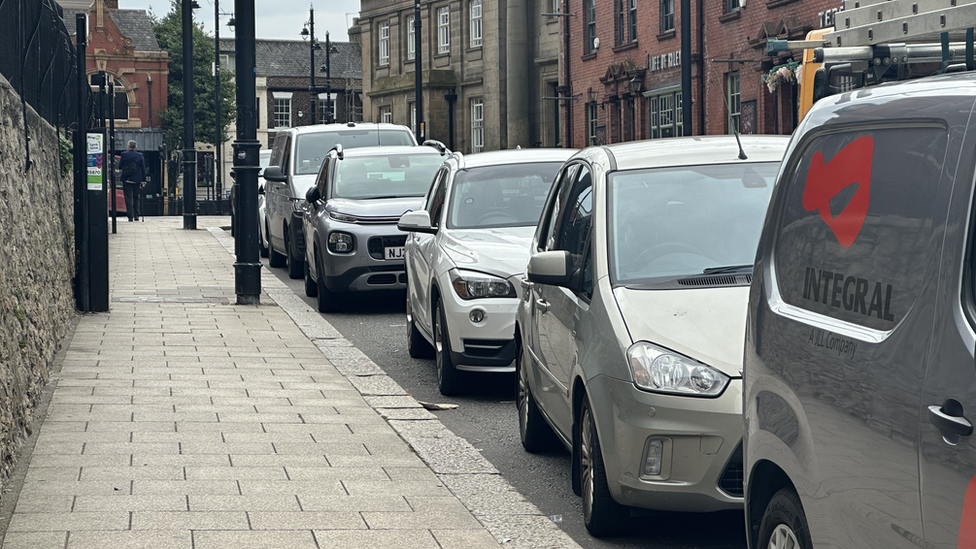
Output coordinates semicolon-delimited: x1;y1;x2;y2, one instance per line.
745;72;976;549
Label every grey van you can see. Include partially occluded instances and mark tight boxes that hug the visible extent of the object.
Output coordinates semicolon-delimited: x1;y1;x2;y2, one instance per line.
744;71;976;549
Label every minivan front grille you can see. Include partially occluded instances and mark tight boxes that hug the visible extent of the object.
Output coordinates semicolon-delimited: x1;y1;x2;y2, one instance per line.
677;274;752;287
718;442;744;498
367;235;408;260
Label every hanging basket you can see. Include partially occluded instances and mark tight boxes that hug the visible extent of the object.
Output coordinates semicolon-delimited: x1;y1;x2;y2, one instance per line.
762;60;802;93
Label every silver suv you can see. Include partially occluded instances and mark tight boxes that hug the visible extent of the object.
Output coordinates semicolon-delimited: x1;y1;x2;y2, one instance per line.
301;143;447;312
263;123;417;278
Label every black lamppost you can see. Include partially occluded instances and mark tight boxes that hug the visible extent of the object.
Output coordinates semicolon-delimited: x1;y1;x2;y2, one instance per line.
301;5;321;125
182;0;201;229
233;0;261;304
319;31;339;124
414;0;423;142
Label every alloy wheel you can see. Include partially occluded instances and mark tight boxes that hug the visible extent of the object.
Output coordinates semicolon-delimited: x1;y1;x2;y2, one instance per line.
768;524;800;549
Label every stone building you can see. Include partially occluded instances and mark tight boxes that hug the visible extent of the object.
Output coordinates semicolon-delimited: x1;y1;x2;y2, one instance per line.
563;0;841;147
357;0;561;153
61;0;169;211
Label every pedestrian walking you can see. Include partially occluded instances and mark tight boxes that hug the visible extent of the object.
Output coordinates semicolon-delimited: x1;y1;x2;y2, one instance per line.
119;140;147;221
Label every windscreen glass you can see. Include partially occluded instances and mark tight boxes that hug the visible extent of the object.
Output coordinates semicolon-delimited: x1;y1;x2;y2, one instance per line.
333;154;443;199
610;162;779;284
295;130;416;174
446;162;562;229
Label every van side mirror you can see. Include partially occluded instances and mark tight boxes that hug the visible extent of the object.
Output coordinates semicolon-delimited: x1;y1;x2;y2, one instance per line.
398;210;437;234
263;165;286;182
305;186;321;203
527;250;573;286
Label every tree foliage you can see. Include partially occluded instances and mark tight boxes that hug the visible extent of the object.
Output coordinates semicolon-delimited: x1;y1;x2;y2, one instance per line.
152;0;236;150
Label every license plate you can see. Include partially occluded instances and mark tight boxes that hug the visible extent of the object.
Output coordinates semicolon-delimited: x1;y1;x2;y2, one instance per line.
385;246;405;260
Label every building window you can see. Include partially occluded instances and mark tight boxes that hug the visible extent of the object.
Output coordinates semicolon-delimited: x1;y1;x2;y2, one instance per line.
347;91;364;122
727;71;741;134
409;101;417;133
628;0;637;42
471;98;484;153
587;102;598;145
379;22;390;66
552;0;560;13
470;0;483;47
438;7;450;54
272;92;292;128
660;0;674;32
318;92;336;123
585;0;596;53
379;105;392;123
89;74;129;120
726;0;740;12
615;0;625;45
407;15;416;61
647;89;683;138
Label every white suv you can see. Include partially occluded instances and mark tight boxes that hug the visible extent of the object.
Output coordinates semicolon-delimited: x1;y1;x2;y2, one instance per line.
397;148;575;395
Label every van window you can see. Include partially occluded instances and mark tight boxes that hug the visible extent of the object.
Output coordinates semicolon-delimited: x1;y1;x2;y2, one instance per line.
772;125;948;331
294;129;417;175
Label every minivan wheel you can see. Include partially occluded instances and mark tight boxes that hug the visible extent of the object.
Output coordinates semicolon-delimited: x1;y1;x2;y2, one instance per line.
304;260;318;297
579;398;624;537
285;228;304;279
758;488;812;549
268;235;286;267
434;299;463;396
406;291;433;359
315;251;336;313
517;343;559;453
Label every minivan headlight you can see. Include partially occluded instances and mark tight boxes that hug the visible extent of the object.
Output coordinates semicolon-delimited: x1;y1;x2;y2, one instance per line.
328;231;355;253
627;342;729;396
449;269;517;300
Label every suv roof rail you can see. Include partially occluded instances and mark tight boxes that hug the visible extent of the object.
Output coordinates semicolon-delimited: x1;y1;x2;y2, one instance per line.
346;122;356;127
422;139;450;155
330;143;344;160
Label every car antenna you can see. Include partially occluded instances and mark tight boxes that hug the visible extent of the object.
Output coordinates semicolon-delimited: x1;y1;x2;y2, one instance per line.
715;72;748;160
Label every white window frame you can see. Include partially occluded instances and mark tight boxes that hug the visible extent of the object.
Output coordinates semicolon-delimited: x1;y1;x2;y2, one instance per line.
272;91;293;129
660;0;674;32
407;15;416;61
470;0;482;48
318;92;336;123
727;72;741;134
438;7;450;54
379;105;392;124
587;102;598;146
379;22;390;66
470;98;484;153
409;102;417;133
647;88;683;139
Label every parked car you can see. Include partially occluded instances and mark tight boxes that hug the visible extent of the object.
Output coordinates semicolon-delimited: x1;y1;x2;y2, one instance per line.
397;148;575;395
517;136;788;536
302;143;448;312
744;72;976;549
263;122;417;278
257;149;272;257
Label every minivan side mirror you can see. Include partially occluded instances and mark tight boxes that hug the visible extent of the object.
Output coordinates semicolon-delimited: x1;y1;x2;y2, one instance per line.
526;250;573;286
305;186;321;203
398;210;437;234
263;165;286;182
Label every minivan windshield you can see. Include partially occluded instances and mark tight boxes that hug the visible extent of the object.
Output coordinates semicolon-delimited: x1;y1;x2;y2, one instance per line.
332;154;443;199
295;129;416;174
609;162;779;284
447;162;561;229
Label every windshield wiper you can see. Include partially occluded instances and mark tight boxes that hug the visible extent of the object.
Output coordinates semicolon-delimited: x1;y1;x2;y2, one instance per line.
702;264;753;275
364;195;401;200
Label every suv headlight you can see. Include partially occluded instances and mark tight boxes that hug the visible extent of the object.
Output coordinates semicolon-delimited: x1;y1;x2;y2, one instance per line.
449;269;517;300
328;231;355;253
329;211;358;223
627;342;730;397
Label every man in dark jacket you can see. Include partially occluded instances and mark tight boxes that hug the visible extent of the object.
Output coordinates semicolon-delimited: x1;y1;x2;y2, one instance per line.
119;140;147;221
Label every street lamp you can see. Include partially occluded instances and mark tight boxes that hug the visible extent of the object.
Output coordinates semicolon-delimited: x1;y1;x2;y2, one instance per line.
301;5;321;125
318;32;339;124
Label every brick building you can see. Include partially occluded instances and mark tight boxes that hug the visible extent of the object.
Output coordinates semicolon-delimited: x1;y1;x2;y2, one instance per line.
562;0;841;147
358;0;561;153
62;0;169;210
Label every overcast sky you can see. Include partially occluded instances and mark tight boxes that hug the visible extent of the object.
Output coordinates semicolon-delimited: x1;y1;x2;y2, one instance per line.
121;0;361;42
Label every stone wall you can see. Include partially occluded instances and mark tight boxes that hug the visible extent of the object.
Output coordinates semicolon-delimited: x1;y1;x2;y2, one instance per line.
0;75;76;495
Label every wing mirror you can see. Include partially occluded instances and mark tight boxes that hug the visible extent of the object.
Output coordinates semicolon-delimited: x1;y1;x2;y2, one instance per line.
263;165;286;182
305;185;321;203
526;250;574;286
398;210;437;234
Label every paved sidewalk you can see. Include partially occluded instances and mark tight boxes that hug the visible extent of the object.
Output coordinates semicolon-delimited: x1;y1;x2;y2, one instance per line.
0;217;581;549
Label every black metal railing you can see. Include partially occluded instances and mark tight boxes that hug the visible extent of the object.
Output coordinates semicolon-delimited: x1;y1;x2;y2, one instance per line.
0;0;83;132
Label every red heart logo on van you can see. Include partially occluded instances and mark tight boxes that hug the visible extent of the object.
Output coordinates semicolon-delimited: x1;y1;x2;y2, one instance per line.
802;136;874;248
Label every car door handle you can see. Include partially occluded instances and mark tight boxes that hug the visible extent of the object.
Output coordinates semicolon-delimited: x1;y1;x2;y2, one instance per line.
535;299;549;314
929;399;973;436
